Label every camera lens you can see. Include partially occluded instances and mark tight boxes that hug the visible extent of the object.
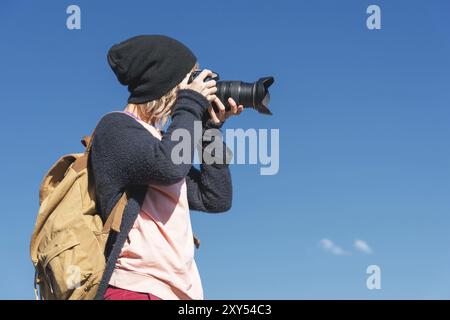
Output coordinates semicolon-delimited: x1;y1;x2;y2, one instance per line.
216;77;274;115
188;70;275;115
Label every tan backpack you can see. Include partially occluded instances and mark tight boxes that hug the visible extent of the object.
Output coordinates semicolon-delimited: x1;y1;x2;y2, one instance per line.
30;126;128;300
30;115;201;300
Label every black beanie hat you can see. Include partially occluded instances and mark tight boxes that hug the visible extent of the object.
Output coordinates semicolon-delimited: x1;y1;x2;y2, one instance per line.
107;34;197;104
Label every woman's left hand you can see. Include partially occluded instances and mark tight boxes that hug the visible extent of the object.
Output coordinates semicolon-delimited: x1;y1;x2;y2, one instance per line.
208;97;244;124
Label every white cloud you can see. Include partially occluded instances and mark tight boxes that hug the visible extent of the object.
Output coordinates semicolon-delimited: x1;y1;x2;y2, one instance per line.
319;238;350;256
354;239;373;254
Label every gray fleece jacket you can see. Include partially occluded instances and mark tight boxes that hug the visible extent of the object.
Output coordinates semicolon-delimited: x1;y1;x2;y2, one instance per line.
88;89;232;299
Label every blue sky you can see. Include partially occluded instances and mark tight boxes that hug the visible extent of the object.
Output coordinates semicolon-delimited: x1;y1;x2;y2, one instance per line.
1;0;449;299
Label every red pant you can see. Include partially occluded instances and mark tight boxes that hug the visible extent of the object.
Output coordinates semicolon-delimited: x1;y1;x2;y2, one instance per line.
104;285;162;300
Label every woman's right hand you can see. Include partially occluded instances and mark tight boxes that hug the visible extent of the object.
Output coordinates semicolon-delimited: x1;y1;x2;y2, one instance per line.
180;69;218;102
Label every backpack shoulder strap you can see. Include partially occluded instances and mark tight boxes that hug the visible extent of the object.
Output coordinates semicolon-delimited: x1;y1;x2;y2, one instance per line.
102;190;129;233
72;125;98;173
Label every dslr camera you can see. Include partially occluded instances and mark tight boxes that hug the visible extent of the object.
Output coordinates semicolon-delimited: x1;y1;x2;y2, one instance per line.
188;71;275;115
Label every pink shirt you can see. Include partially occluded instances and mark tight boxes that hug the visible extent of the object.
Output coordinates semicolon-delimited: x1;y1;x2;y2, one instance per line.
108;111;203;300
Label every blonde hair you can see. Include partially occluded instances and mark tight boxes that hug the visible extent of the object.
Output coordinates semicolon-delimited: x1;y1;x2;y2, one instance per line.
127;63;199;128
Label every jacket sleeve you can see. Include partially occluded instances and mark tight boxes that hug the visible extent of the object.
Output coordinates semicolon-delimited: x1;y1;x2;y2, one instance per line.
185;119;233;213
90;89;210;188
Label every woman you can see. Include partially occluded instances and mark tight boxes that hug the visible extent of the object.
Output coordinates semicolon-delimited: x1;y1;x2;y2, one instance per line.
89;35;242;300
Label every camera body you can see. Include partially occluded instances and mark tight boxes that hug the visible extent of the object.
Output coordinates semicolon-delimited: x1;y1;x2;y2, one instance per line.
189;70;220;84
